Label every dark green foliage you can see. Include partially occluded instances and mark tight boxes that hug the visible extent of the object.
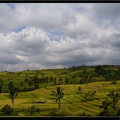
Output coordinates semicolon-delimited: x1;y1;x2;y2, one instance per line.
65;78;69;84
81;90;96;102
27;106;40;116
107;91;120;111
51;86;64;111
79;69;94;84
77;86;82;94
28;80;32;90
58;77;63;85
8;82;19;110
111;81;117;85
20;81;24;87
117;109;120;116
99;91;120;116
116;68;120;80
95;65;106;76
99;98;111;116
53;77;57;85
79;112;90;116
32;75;40;89
20;81;24;92
1;104;13;115
104;70;117;81
49;110;67;116
0;79;3;93
99;110;110;116
100;98;111;113
80;69;88;84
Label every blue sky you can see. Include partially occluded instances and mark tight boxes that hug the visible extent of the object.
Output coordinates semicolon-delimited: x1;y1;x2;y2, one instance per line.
13;25;26;33
7;3;16;9
0;3;120;71
48;31;64;41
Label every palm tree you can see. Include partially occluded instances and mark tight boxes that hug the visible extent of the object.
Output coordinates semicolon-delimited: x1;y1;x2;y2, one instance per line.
51;86;64;111
107;91;120;115
100;98;111;111
99;98;111;116
8;82;19;110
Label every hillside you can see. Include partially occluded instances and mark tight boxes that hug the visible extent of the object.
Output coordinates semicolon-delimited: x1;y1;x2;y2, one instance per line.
0;65;120;116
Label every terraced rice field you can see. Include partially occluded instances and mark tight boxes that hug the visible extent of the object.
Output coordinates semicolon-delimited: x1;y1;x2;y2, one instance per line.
0;80;120;116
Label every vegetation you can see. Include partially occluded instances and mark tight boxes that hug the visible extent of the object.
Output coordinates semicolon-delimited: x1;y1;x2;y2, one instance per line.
0;65;120;116
1;104;14;115
8;82;19;110
0;79;3;93
51;86;64;111
27;105;40;116
107;91;120;115
81;90;96;102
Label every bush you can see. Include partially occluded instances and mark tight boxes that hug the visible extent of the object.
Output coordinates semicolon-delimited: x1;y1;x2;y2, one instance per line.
117;109;120;116
81;91;96;102
99;111;109;116
49;110;58;116
111;81;117;85
77;86;82;94
1;104;13;115
27;106;40;116
49;110;67;116
79;112;90;116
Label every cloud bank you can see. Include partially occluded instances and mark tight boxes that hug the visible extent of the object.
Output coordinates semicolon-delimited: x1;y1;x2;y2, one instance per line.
0;3;120;71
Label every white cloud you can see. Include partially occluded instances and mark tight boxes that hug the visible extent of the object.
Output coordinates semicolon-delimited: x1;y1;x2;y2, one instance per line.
0;3;120;71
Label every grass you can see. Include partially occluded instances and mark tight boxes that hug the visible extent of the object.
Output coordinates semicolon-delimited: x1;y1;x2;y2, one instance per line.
0;81;119;116
0;67;120;116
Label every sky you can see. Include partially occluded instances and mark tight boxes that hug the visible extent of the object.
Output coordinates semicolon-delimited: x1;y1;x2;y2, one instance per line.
0;3;120;71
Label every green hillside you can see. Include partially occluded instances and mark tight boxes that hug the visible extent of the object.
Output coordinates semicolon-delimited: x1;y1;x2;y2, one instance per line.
0;65;120;116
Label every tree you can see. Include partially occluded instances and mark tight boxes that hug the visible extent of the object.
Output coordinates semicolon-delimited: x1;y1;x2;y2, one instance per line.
8;82;19;110
65;78;69;84
49;76;53;85
28;80;32;90
59;77;63;85
95;65;104;76
107;91;120;115
25;74;29;79
77;86;82;94
99;91;120;116
0;79;3;93
81;90;96;102
53;77;57;85
51;86;64;111
20;81;24;91
99;98;111;116
80;69;89;84
32;75;39;89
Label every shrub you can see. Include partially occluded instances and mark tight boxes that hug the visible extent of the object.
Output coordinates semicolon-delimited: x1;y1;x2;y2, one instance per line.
77;86;82;94
27;106;40;116
111;81;117;85
49;110;67;116
99;111;109;116
81;90;96;102
79;112;90;116
49;110;58;116
117;109;120;116
1;104;13;115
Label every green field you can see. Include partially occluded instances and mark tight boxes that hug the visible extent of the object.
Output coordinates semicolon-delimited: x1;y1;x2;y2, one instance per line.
0;66;120;116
